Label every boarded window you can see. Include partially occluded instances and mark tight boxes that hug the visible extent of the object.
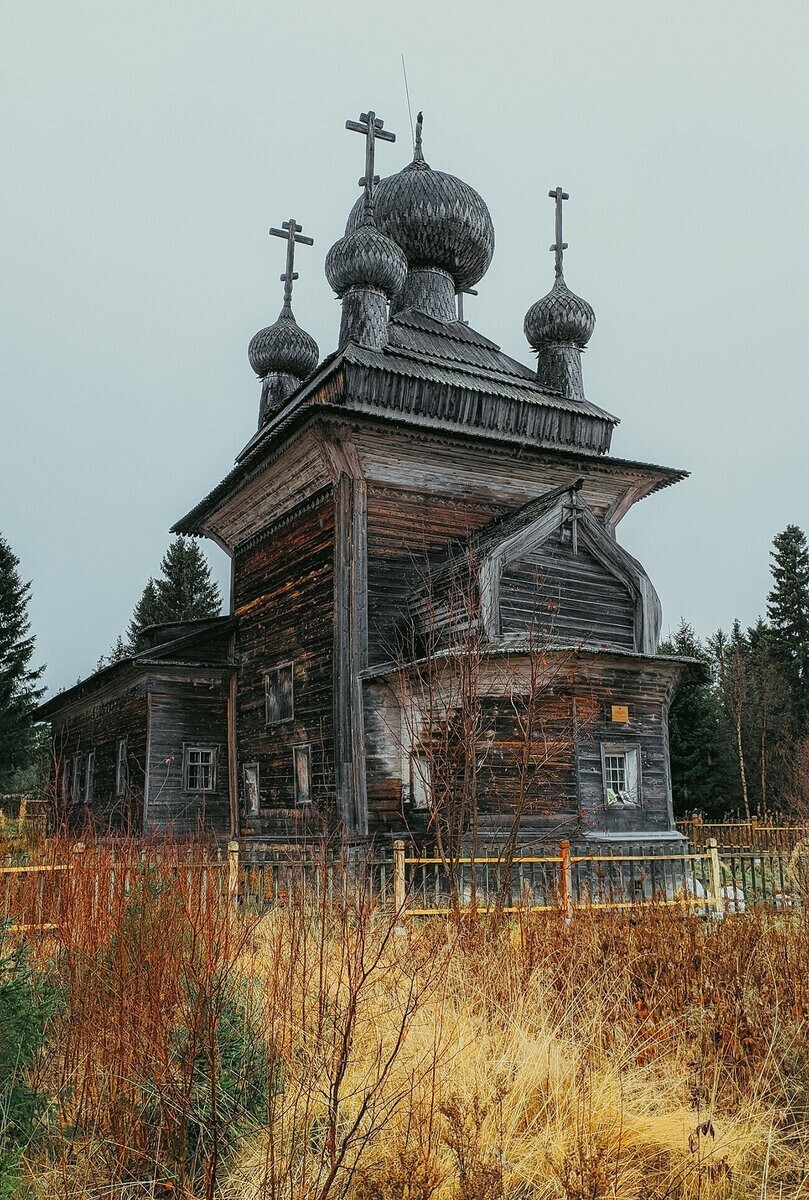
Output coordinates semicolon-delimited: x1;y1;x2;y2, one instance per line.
265;663;294;725
71;756;82;803
601;744;640;806
84;751;95;803
410;755;432;810
293;743;312;806
116;739;128;796
183;746;216;793
243;762;260;817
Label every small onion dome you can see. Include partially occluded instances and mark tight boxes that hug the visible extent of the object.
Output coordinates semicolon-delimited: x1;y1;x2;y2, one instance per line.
247;311;319;380
345;158;494;294
524;275;595;349
325;219;407;299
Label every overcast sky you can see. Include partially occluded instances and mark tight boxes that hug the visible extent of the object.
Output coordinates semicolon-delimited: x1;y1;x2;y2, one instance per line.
2;0;808;696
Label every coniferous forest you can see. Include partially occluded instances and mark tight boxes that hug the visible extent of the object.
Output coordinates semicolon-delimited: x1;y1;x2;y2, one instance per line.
661;523;809;820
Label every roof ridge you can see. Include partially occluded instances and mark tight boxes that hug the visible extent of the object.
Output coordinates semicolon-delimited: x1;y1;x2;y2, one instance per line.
390;308;501;349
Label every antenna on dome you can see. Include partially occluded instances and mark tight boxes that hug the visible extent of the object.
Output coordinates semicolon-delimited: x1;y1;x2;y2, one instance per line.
401;55;415;149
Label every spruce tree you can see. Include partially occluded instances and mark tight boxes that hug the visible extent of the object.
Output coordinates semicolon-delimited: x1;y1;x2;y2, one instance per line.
767;524;809;727
127;539;221;652
127;579;162;651
659;620;737;818
0;533;44;789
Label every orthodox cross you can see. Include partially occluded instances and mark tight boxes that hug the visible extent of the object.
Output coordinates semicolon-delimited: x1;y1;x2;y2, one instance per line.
345;110;396;211
457;287;478;323
561;479;584;555
269;218;314;314
548;186;569;278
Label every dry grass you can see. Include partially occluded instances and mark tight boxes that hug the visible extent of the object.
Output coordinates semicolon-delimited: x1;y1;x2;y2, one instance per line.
5;843;809;1199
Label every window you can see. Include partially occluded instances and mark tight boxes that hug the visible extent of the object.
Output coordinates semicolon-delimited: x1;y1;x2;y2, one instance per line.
601;744;640;806
183;746;217;793
265;663;294;725
116;739;128;796
84;751;95;803
243;762;260;817
410;754;432;811
71;756;82;803
293;743;312;806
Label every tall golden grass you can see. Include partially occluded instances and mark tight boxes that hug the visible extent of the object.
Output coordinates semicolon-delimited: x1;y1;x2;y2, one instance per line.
7;842;809;1199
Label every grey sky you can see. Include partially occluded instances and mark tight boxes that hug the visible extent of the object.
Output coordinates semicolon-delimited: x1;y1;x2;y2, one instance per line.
2;0;808;696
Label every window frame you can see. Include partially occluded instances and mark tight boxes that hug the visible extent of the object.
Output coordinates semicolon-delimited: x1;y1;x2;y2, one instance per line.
293;743;312;806
182;745;218;795
264;662;295;727
600;742;641;807
115;738;128;797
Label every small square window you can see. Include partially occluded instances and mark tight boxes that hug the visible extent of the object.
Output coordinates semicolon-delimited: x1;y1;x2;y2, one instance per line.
243;762;260;817
265;663;294;726
602;744;640;806
184;746;216;793
116;739;128;796
293;743;312;806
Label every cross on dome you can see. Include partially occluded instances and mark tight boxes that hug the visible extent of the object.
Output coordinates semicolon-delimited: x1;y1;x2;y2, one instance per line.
345;110;396;214
548;186;569;279
269;218;315;315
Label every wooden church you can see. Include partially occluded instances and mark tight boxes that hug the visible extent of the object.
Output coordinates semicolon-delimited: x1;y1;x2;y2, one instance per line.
38;110;691;849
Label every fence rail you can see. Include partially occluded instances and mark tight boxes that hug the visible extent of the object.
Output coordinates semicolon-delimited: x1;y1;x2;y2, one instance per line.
2;837;806;933
677;818;809;851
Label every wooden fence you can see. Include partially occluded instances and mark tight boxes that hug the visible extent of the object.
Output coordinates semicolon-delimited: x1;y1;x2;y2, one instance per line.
2;838;806;933
677;818;809;851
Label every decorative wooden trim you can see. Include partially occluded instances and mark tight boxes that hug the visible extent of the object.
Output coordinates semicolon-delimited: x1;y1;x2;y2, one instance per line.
235;485;333;556
478;493;662;653
143;694;152;834
227;673;238;837
327;426;370;838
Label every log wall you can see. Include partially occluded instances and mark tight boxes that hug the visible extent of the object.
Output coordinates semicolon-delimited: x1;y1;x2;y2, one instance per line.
234;489;336;837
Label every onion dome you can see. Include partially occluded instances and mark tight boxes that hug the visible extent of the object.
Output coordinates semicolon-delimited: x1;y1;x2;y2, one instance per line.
325;216;407;299
248;310;319;380
345;114;494;294
524;275;595;350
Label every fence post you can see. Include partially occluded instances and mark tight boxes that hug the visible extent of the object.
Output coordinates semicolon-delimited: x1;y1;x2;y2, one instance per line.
393;839;406;915
559;840;573;923
707;838;724;918
227;839;240;910
18;797;27;825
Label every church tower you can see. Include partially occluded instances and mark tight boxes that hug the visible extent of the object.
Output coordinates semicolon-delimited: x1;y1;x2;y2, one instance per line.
172;107;689;850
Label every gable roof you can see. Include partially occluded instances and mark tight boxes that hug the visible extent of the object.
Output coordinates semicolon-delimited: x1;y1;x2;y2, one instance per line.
35;617;236;721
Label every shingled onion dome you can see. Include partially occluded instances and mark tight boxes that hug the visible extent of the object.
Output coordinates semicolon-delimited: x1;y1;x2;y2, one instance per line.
524;188;595;403
325;211;407;350
346;113;495;323
248;308;319;426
